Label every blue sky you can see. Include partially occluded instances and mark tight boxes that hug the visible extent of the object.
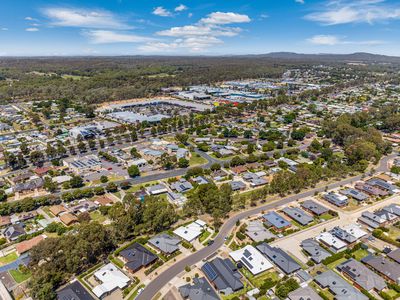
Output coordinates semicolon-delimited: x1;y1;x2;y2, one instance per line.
1;0;400;56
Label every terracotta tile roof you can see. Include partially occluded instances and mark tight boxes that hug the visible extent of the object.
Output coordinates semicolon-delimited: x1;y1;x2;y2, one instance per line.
49;205;67;216
16;235;46;254
60;213;78;226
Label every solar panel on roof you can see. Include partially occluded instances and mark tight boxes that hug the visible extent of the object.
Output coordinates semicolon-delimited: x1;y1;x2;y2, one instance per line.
241;257;253;269
202;263;218;281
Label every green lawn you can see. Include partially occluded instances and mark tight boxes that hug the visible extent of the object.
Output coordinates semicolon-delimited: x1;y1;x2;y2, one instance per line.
222;282;251;300
352;249;369;261
110;256;125;269
319;213;336;221
199;230;211;243
385;289;399;298
0;252;18;266
327;257;347;270
189;152;207;166
250;271;280;288
90;211;107;223
9;268;31;283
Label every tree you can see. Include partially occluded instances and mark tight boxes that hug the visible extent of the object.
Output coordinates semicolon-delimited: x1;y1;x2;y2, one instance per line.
100;175;108;183
127;165;140;178
178;158;189;168
30;150;44;166
175;133;189;145
69;176;83;188
106;182;118;192
210;163;221;171
43;177;57;193
0;190;7;202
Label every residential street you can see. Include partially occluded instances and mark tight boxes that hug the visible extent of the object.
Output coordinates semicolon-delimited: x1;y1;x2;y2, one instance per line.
136;153;396;300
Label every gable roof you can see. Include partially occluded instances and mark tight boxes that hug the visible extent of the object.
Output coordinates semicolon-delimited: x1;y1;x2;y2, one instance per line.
263;211;291;229
300;239;330;263
314;270;368;300
201;257;243;293
256;243;301;274
337;258;386;291
230;245;273;275
282;207;314;226
301;200;329;216
245;220;275;242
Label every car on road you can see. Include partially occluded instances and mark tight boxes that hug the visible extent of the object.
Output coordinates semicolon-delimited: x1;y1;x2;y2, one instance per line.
207;240;214;245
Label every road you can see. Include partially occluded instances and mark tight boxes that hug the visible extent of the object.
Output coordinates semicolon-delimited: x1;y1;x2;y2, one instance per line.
136;153;396;300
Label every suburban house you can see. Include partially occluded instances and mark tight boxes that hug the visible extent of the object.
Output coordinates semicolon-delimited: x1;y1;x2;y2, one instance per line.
323;192;348;207
300;239;330;263
245;220;276;242
341;188;369;202
229;245;273;275
179;277;219;300
362;255;400;284
173;220;206;242
301;200;329;216
288;286;323;300
316;232;347;253
337;258;386;292
119;243;158;273
256;243;301;274
201;257;244;295
92;263;130;298
3;224;26;241
314;270;368;300
263;211;291;231
57;280;94;300
148;233;180;255
282;207;314;226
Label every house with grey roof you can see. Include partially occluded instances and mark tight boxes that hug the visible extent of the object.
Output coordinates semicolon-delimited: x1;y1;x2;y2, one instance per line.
355;182;388;196
3;224;25;241
300;239;330;263
383;204;400;217
374;209;399;224
148;233;180;255
314;270;368;300
330;227;357;244
263;211;291;230
288;286;322;300
119;243;158;273
170;178;193;193
282;207;314;226
146;184;168;195
301;200;329;216
57;280;95;300
337;258;386;292
245;220;275;242
387;248;400;264
323;192;348;207
179;277;220;300
201;257;244;295
256;243;301;274
229;181;246;191
341;188;369;202
362;255;400;284
366;178;398;194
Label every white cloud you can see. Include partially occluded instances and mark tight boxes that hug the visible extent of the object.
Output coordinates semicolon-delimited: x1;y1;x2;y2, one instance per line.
307;34;384;45
85;30;153;44
295;0;305;4
153;6;172;17
141;11;250;52
1;28;8;31
305;0;400;25
43;7;131;29
25;16;38;21
188;13;193;18
201;12;251;25
307;35;340;45
175;4;188;12
26;27;39;32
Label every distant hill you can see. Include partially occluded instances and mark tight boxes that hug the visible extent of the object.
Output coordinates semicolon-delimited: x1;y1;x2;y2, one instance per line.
234;52;400;63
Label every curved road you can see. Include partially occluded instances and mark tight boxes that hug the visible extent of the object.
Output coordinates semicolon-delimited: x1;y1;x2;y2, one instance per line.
137;153;396;300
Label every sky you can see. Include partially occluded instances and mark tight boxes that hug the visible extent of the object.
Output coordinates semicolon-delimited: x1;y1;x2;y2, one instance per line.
1;0;400;56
